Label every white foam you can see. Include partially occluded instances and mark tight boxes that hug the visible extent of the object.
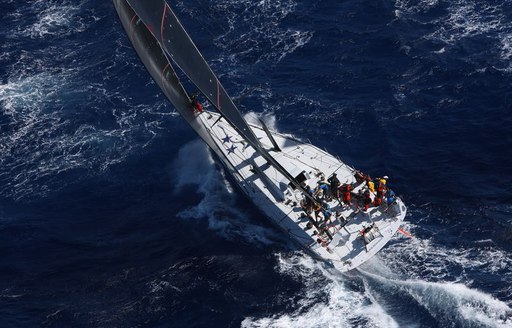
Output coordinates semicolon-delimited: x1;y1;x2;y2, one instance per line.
172;140;280;246
432;2;503;43
243;111;278;131
379;220;512;280
242;253;399;328
392;0;512;74
186;0;312;65
14;1;87;38
500;34;512;62
241;203;512;327
394;0;440;15
360;270;512;327
0;67;171;200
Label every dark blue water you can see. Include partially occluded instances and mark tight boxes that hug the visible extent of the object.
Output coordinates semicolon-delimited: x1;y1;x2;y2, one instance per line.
1;0;511;327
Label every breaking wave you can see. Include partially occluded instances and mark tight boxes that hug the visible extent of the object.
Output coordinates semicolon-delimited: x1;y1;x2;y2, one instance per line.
241;246;512;328
242;253;399;328
172;140;281;246
359;269;512;328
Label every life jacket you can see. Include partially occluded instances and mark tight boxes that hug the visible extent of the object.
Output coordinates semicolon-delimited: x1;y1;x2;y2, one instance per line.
342;184;351;199
342;191;351;204
367;180;375;193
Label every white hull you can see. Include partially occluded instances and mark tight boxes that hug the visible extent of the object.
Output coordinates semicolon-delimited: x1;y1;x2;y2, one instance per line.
192;111;406;272
112;0;406;273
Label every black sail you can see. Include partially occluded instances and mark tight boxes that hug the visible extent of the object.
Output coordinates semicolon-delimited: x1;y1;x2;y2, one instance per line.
120;0;313;196
125;0;262;150
113;0;194;124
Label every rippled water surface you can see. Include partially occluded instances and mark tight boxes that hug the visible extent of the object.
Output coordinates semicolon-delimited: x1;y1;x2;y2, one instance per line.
1;0;511;327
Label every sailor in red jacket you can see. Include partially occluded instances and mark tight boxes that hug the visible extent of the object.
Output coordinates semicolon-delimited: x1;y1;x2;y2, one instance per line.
191;94;203;113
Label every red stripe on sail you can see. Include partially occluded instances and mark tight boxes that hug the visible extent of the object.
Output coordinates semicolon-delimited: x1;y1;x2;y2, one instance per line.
160;3;168;43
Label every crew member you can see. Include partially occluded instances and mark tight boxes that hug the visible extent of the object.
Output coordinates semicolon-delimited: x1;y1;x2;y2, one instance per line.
366;177;375;193
363;190;372;211
328;173;340;198
386;189;396;205
342;183;352;206
191;94;203;113
377;175;388;188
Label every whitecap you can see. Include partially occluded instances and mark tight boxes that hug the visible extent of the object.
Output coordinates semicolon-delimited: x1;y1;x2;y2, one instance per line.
359;270;512;328
242;253;399;328
12;1;89;39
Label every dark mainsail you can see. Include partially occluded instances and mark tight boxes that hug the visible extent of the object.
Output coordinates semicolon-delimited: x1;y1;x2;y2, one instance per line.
117;0;316;200
113;0;194;124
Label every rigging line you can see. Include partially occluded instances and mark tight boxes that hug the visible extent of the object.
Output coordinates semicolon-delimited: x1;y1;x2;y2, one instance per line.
280;152;320;171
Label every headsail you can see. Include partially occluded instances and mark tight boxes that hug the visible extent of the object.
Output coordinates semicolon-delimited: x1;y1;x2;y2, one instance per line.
123;0;315;198
125;0;262;150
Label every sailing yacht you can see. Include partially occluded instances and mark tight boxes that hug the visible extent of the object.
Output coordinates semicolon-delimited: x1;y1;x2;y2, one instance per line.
113;0;407;272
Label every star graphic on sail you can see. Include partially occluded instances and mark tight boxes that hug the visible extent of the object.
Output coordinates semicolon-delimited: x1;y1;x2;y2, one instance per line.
227;145;237;154
222;135;232;144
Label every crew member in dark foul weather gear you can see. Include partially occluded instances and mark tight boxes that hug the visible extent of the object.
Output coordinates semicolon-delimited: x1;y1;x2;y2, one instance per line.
328;173;340;198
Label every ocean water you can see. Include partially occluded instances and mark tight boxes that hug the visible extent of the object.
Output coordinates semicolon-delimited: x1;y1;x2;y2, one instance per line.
1;0;511;327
